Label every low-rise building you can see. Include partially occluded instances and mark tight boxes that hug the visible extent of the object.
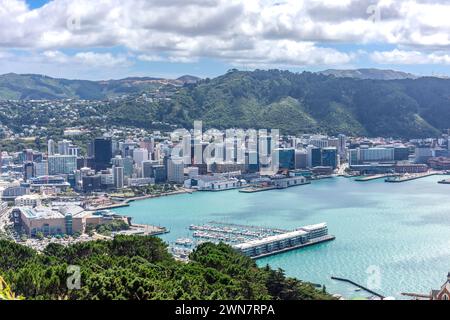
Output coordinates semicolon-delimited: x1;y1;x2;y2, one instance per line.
15;194;42;207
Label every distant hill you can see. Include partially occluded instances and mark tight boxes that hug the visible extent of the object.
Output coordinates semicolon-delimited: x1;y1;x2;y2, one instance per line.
0;73;200;100
318;68;418;80
153;69;450;138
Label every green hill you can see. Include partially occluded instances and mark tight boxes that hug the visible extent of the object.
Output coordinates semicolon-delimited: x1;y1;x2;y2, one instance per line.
156;69;447;138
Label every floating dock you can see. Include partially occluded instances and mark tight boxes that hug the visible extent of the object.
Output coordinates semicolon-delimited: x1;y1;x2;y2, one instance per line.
233;223;335;259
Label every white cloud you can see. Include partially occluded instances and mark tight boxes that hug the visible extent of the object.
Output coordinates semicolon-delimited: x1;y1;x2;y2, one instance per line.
371;49;450;65
1;0;450;70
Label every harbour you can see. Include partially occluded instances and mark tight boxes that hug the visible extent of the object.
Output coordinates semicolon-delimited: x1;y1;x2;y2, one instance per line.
111;176;450;299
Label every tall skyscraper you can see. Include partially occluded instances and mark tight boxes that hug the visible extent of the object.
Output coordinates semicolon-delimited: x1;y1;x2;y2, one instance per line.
94;137;112;171
113;166;124;189
167;157;185;184
48;155;77;175
48;139;56;156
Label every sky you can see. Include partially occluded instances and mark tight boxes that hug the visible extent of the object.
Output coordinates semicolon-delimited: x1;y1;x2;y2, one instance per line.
1;0;450;80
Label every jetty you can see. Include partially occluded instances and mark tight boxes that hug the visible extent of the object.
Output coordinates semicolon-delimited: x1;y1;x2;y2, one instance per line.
385;172;438;183
355;174;391;182
331;276;385;299
233;223;335;259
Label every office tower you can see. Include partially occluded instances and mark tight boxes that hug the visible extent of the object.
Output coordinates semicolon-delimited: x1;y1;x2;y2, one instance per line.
48;155;77;175
295;149;308;169
142;161;158;178
133;148;149;167
321;147;338;169
111;155;124;168
23;162;35;181
152;165;167;184
274;148;295;171
113;166;124;189
394;146;410;161
48;139;56;156
94;137;112;171
34;161;48;177
307;146;322;168
167;157;185;184
58;140;71;155
338;134;347;160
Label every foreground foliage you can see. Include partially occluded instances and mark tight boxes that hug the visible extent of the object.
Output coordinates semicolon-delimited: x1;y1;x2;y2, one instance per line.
0;236;332;300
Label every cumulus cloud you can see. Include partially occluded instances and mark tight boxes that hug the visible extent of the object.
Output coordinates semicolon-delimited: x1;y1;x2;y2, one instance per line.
371;49;450;65
0;0;450;70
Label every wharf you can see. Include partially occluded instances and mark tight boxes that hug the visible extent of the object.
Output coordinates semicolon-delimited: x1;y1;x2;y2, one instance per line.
355;174;390;182
239;186;276;193
249;235;335;259
385;172;438;183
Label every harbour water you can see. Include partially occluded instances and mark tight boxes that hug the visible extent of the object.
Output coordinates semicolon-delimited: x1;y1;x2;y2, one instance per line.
112;176;450;299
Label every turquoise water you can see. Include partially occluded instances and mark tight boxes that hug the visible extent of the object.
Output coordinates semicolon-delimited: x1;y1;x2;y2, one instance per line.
112;176;450;299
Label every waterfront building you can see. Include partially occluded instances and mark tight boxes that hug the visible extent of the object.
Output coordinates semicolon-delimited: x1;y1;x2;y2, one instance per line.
186;166;199;178
321;147;338;169
271;176;309;189
48;155;77;175
185;175;242;191
428;157;450;170
295;149;308;169
307;146;322;168
431;273;450;300
152;165;167;184
394;146;410;161
94;137;112;171
359;147;394;162
273;148;295;171
233;223;331;258
167;157;185;184
127;177;155;187
415;147;434;164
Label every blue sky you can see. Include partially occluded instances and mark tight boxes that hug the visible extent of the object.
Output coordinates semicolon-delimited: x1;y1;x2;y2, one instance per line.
1;0;448;79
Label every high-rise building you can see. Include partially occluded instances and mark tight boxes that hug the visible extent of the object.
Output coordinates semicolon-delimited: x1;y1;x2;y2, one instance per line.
338;134;347;160
48;155;77;175
152;165;167;184
23;162;34;181
274;148;295;170
295;149;308;169
167;157;185;184
307;146;322;168
321;147;338;169
94;137;112;171
133;148;149;167
48;139;56;156
34;161;48;177
58;140;71;155
113;166;124;189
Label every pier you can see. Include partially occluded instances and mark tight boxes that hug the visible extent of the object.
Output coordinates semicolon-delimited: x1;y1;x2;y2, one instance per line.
355;174;391;182
331;276;385;299
385;172;438;183
233;223;335;259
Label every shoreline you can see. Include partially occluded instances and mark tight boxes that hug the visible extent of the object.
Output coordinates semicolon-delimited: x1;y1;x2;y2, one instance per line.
93;188;195;211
